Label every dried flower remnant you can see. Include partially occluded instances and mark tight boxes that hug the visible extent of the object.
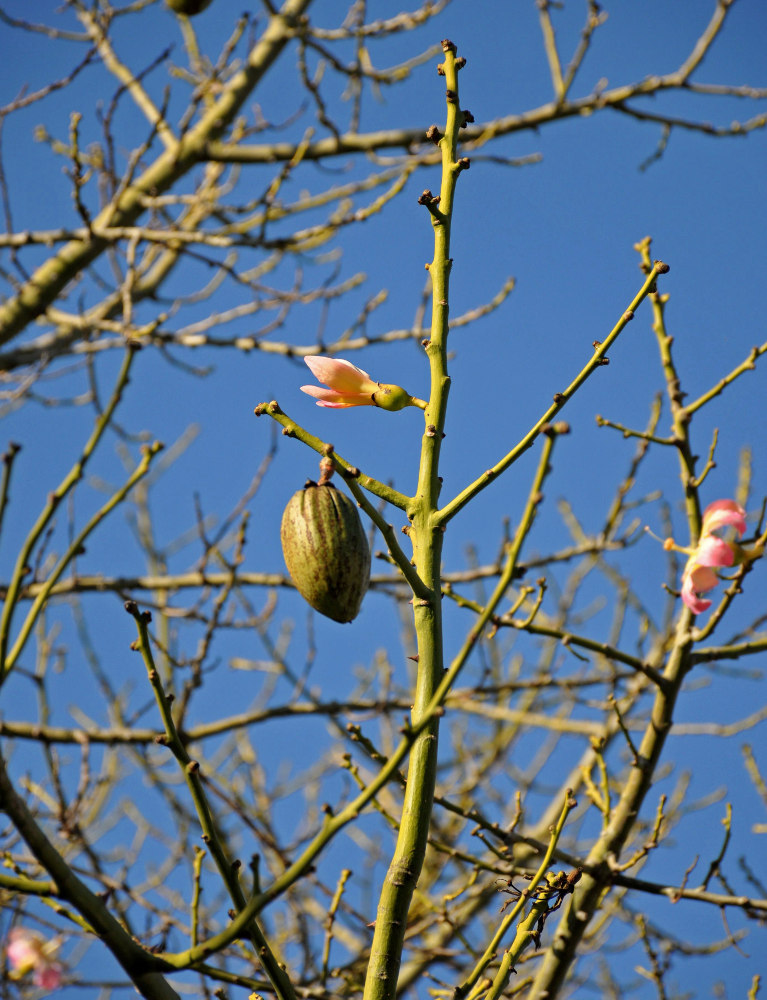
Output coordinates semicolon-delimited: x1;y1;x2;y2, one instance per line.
6;928;63;990
300;356;426;411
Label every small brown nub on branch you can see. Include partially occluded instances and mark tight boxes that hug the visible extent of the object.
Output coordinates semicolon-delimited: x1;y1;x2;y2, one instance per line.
553;392;565;404
461;110;475;127
455;56;466;70
445;89;458;104
418;189;434;205
441;39;457;53
654;260;670;274
457;157;471;171
425;124;441;144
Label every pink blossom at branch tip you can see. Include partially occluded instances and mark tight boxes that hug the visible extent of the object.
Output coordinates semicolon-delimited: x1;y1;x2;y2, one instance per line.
299;355;424;411
6;928;63;989
680;499;747;613
300;356;379;408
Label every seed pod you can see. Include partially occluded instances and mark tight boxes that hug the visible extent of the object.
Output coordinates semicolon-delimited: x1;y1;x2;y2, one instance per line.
281;481;370;623
166;0;213;15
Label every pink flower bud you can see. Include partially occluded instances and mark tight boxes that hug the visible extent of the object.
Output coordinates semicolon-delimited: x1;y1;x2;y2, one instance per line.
300;356;425;410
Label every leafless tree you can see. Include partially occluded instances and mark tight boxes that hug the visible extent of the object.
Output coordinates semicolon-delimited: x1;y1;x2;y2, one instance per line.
1;3;766;999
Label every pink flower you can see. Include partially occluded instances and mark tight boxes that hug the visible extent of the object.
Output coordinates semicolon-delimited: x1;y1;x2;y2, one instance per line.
6;928;63;990
680;500;747;614
301;356;378;408
300;356;425;411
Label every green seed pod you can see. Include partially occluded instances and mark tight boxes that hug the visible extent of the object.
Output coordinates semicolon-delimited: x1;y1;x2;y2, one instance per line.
166;0;213;15
281;481;370;623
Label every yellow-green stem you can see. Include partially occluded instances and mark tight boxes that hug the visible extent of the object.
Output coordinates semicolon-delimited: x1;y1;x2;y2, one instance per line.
126;603;297;1000
362;41;465;1000
0;345;140;685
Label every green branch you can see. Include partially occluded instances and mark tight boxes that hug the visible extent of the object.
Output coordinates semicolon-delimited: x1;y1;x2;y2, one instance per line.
254;400;411;510
0;345;141;684
0;0;312;347
125;602;297;1000
0;751;179;999
437;260;669;525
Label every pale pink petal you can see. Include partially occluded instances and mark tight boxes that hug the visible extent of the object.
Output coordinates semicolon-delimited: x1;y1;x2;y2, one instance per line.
681;572;712;613
695;535;736;569
7;932;37;969
701;499;747;537
686;563;719;594
303;356;376;394
300;385;374;407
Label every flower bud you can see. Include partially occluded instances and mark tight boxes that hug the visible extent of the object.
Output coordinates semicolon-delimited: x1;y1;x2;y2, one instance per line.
281;482;370;623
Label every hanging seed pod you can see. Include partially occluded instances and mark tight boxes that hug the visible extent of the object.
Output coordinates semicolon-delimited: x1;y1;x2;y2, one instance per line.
281;480;370;623
166;0;213;15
